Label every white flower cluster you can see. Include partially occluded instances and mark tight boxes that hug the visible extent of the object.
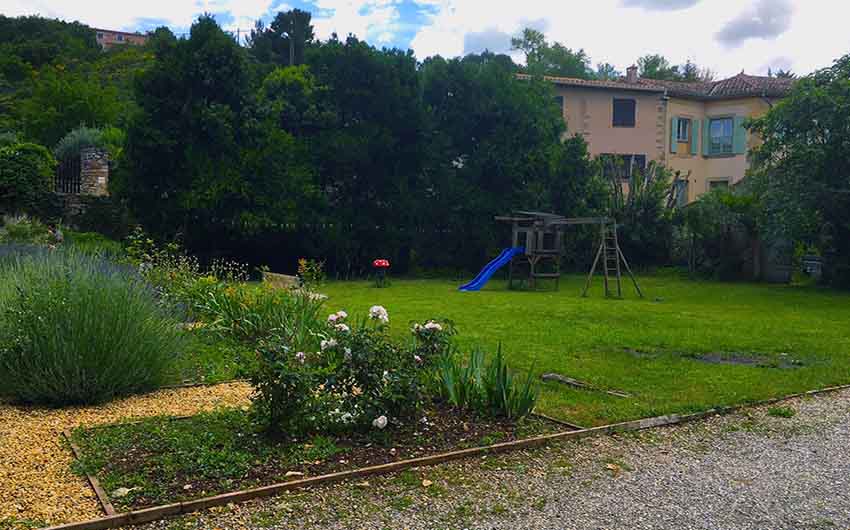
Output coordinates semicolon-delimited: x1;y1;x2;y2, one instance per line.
329;406;360;425
411;320;443;334
320;338;338;351
369;305;389;323
327;310;348;323
334;323;350;333
372;415;388;429
295;351;306;364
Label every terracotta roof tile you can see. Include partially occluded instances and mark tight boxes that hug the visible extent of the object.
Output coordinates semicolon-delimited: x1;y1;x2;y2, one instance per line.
530;72;794;100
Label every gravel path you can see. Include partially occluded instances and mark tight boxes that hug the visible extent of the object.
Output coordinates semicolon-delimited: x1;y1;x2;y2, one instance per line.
0;382;251;526
133;389;850;530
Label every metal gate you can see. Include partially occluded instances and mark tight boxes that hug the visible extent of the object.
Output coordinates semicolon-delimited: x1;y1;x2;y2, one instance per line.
55;156;81;194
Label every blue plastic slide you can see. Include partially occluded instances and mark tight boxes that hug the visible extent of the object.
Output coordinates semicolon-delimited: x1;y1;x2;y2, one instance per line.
458;247;525;291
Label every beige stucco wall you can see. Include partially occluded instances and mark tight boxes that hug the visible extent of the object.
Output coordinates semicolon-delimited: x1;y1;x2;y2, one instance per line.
555;86;666;162
666;97;773;202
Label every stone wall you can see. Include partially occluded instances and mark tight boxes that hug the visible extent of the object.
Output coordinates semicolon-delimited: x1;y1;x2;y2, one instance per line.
79;148;109;197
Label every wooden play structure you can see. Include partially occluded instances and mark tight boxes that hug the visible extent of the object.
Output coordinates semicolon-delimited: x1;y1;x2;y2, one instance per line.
494;211;643;298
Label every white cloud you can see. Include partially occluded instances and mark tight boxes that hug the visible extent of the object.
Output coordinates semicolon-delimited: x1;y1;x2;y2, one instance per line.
716;0;793;48
409;0;850;78
1;0;276;31
4;0;850;79
310;0;402;44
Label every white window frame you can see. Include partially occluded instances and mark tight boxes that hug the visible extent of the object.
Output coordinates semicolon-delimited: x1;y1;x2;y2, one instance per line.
676;118;691;142
709;117;734;155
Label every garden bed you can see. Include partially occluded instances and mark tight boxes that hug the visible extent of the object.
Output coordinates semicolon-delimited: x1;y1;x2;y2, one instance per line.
71;405;563;512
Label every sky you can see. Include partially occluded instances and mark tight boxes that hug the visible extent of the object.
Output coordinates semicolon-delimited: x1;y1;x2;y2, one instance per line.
3;0;848;78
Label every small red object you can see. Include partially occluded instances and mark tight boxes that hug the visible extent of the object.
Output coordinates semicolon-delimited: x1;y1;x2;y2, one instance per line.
372;259;390;268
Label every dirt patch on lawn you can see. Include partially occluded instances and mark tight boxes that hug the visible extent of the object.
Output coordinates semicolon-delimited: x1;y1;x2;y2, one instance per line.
690;352;804;369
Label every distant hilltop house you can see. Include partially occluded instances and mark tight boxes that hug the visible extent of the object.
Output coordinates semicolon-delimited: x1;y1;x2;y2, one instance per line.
528;66;794;204
94;28;148;49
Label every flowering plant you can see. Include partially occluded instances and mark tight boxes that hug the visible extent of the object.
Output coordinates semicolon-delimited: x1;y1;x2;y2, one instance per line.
251;336;319;437
410;318;456;368
317;306;421;429
297;258;325;288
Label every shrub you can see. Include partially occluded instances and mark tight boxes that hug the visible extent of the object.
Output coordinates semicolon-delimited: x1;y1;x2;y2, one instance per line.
297;258;325;289
318;308;423;427
64;230;124;257
54;125;126;166
251;338;318;437
0;142;56;215
673;189;759;279
53;126;104;161
0;214;54;245
0;249;183;405
437;345;539;421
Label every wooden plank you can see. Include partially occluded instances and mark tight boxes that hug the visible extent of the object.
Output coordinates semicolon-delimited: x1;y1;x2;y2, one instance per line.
541;373;631;398
550;217;611;226
532;412;585;431
62;430;117;516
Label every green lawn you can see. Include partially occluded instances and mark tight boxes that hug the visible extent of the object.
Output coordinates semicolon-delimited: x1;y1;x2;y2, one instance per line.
321;274;850;427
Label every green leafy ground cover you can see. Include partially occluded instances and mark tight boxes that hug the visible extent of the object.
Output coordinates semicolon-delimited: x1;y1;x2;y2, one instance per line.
72;408;558;511
320;274;850;426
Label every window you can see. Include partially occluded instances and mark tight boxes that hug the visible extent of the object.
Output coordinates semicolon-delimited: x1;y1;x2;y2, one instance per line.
709;117;733;155
601;153;646;180
675;179;689;207
116;34;124;42
676;118;691;142
96;32;104;39
612;99;636;127
708;179;730;191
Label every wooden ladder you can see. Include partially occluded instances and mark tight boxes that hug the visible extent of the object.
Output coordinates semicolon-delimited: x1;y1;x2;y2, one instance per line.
602;222;622;298
582;221;644;298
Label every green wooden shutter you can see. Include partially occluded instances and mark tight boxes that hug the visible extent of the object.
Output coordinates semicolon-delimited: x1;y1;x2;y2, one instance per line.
733;115;747;154
702;119;711;156
690;119;699;155
670;116;679;154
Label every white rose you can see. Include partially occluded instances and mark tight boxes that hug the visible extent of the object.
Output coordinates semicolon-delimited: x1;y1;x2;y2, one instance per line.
372;415;388;429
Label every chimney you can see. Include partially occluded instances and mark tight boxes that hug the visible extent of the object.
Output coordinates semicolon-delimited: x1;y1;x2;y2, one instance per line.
626;65;638;84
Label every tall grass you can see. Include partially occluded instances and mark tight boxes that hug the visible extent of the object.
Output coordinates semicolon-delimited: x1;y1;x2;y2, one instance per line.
437;345;539;421
0;249;183;405
196;283;325;343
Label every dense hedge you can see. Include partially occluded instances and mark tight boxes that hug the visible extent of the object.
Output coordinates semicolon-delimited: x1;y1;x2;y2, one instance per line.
0;142;55;215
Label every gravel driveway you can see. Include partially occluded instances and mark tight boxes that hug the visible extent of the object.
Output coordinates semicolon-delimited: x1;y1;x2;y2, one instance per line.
136;389;850;530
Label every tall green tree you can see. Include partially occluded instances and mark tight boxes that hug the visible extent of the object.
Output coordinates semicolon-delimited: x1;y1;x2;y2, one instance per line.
419;52;572;269
511;28;593;79
123;17;249;242
636;54;714;82
18;65;120;146
247;9;314;67
595;62;621;80
749;53;850;286
304;35;427;274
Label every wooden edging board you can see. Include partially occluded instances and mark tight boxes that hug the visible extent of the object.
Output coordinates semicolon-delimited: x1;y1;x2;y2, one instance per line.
61;430;116;516
47;381;850;530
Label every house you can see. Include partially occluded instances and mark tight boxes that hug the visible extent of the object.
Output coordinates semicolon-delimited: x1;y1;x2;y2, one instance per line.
94;28;148;50
532;66;794;203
